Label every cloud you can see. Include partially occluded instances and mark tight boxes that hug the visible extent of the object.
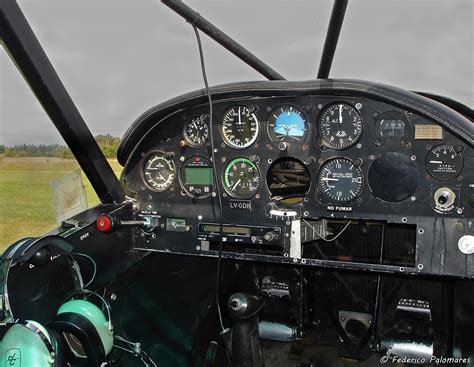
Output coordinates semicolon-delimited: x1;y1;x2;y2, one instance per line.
1;0;472;145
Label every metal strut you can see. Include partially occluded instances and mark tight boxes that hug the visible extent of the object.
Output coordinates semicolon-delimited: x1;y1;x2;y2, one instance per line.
317;0;349;79
161;0;285;81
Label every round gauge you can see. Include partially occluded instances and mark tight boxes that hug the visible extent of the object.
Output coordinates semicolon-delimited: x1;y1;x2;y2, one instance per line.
179;155;214;199
368;153;420;203
317;157;363;203
267;105;308;142
184;115;209;146
222;157;260;199
220;105;259;149
142;151;175;192
426;144;463;180
380;119;406;138
318;103;363;149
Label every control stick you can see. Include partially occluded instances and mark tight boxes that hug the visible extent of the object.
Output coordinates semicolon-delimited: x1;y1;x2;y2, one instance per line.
227;293;264;367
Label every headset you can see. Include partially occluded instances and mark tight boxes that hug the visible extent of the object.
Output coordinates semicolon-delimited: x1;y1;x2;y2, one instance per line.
0;235;114;367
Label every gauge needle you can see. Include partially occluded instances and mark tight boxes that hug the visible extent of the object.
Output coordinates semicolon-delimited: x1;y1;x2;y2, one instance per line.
231;179;241;191
322;177;339;182
238;107;242;125
429;161;442;164
339;104;343;124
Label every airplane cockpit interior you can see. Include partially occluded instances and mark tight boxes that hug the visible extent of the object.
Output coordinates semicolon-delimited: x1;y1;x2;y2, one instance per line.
1;0;473;366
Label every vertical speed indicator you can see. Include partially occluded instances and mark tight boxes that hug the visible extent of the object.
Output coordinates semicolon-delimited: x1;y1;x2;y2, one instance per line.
317;158;363;203
318;103;363;149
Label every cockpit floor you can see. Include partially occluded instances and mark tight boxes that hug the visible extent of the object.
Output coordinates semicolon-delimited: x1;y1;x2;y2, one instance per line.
262;340;411;367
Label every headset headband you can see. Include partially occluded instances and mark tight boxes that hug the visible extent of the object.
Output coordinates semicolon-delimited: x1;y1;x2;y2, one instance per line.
1;235;84;325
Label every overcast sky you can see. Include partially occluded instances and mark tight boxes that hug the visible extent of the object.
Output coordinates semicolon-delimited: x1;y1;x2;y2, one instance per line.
0;0;472;146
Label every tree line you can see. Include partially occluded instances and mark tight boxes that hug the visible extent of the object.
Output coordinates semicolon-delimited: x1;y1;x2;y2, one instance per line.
0;134;120;159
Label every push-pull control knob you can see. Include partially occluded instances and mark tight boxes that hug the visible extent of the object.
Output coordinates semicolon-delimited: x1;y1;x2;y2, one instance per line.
264;231;277;242
434;187;456;208
96;214;148;233
96;214;115;233
458;235;474;255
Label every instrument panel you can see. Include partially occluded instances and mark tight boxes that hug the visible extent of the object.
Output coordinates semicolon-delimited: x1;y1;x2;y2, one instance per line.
120;81;474;278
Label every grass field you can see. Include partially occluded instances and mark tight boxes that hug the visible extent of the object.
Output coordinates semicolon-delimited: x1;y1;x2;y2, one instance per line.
0;157;122;252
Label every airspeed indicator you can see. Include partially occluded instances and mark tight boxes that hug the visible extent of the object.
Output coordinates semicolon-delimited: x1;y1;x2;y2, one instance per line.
220;106;259;149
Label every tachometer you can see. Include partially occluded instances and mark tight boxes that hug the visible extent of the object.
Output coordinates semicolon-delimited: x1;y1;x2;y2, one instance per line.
317;157;363;203
220;106;259;149
426;144;463;180
184;115;209;146
142;151;176;192
222;157;260;199
318;103;363;149
267;105;308;142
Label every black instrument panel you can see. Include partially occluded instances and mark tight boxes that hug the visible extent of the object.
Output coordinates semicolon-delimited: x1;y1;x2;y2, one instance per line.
120;83;474;278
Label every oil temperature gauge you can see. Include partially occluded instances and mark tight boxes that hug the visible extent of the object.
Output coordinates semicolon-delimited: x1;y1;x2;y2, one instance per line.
142;151;176;192
426;144;463;180
222;157;260;199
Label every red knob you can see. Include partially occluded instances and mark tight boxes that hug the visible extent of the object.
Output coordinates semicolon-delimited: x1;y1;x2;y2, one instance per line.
96;214;114;233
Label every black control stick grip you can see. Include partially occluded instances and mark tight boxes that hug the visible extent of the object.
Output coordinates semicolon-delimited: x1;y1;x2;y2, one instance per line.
227;293;264;367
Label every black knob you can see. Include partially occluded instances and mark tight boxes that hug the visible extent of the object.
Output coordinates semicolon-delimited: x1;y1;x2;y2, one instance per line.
438;194;448;205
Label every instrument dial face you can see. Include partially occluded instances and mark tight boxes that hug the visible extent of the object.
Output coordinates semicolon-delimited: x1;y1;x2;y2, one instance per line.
184;116;209;146
380;119;406;138
319;103;363;149
220;106;259;149
223;157;260;199
317;157;363;203
267;105;308;142
142;151;176;192
426;144;463;180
